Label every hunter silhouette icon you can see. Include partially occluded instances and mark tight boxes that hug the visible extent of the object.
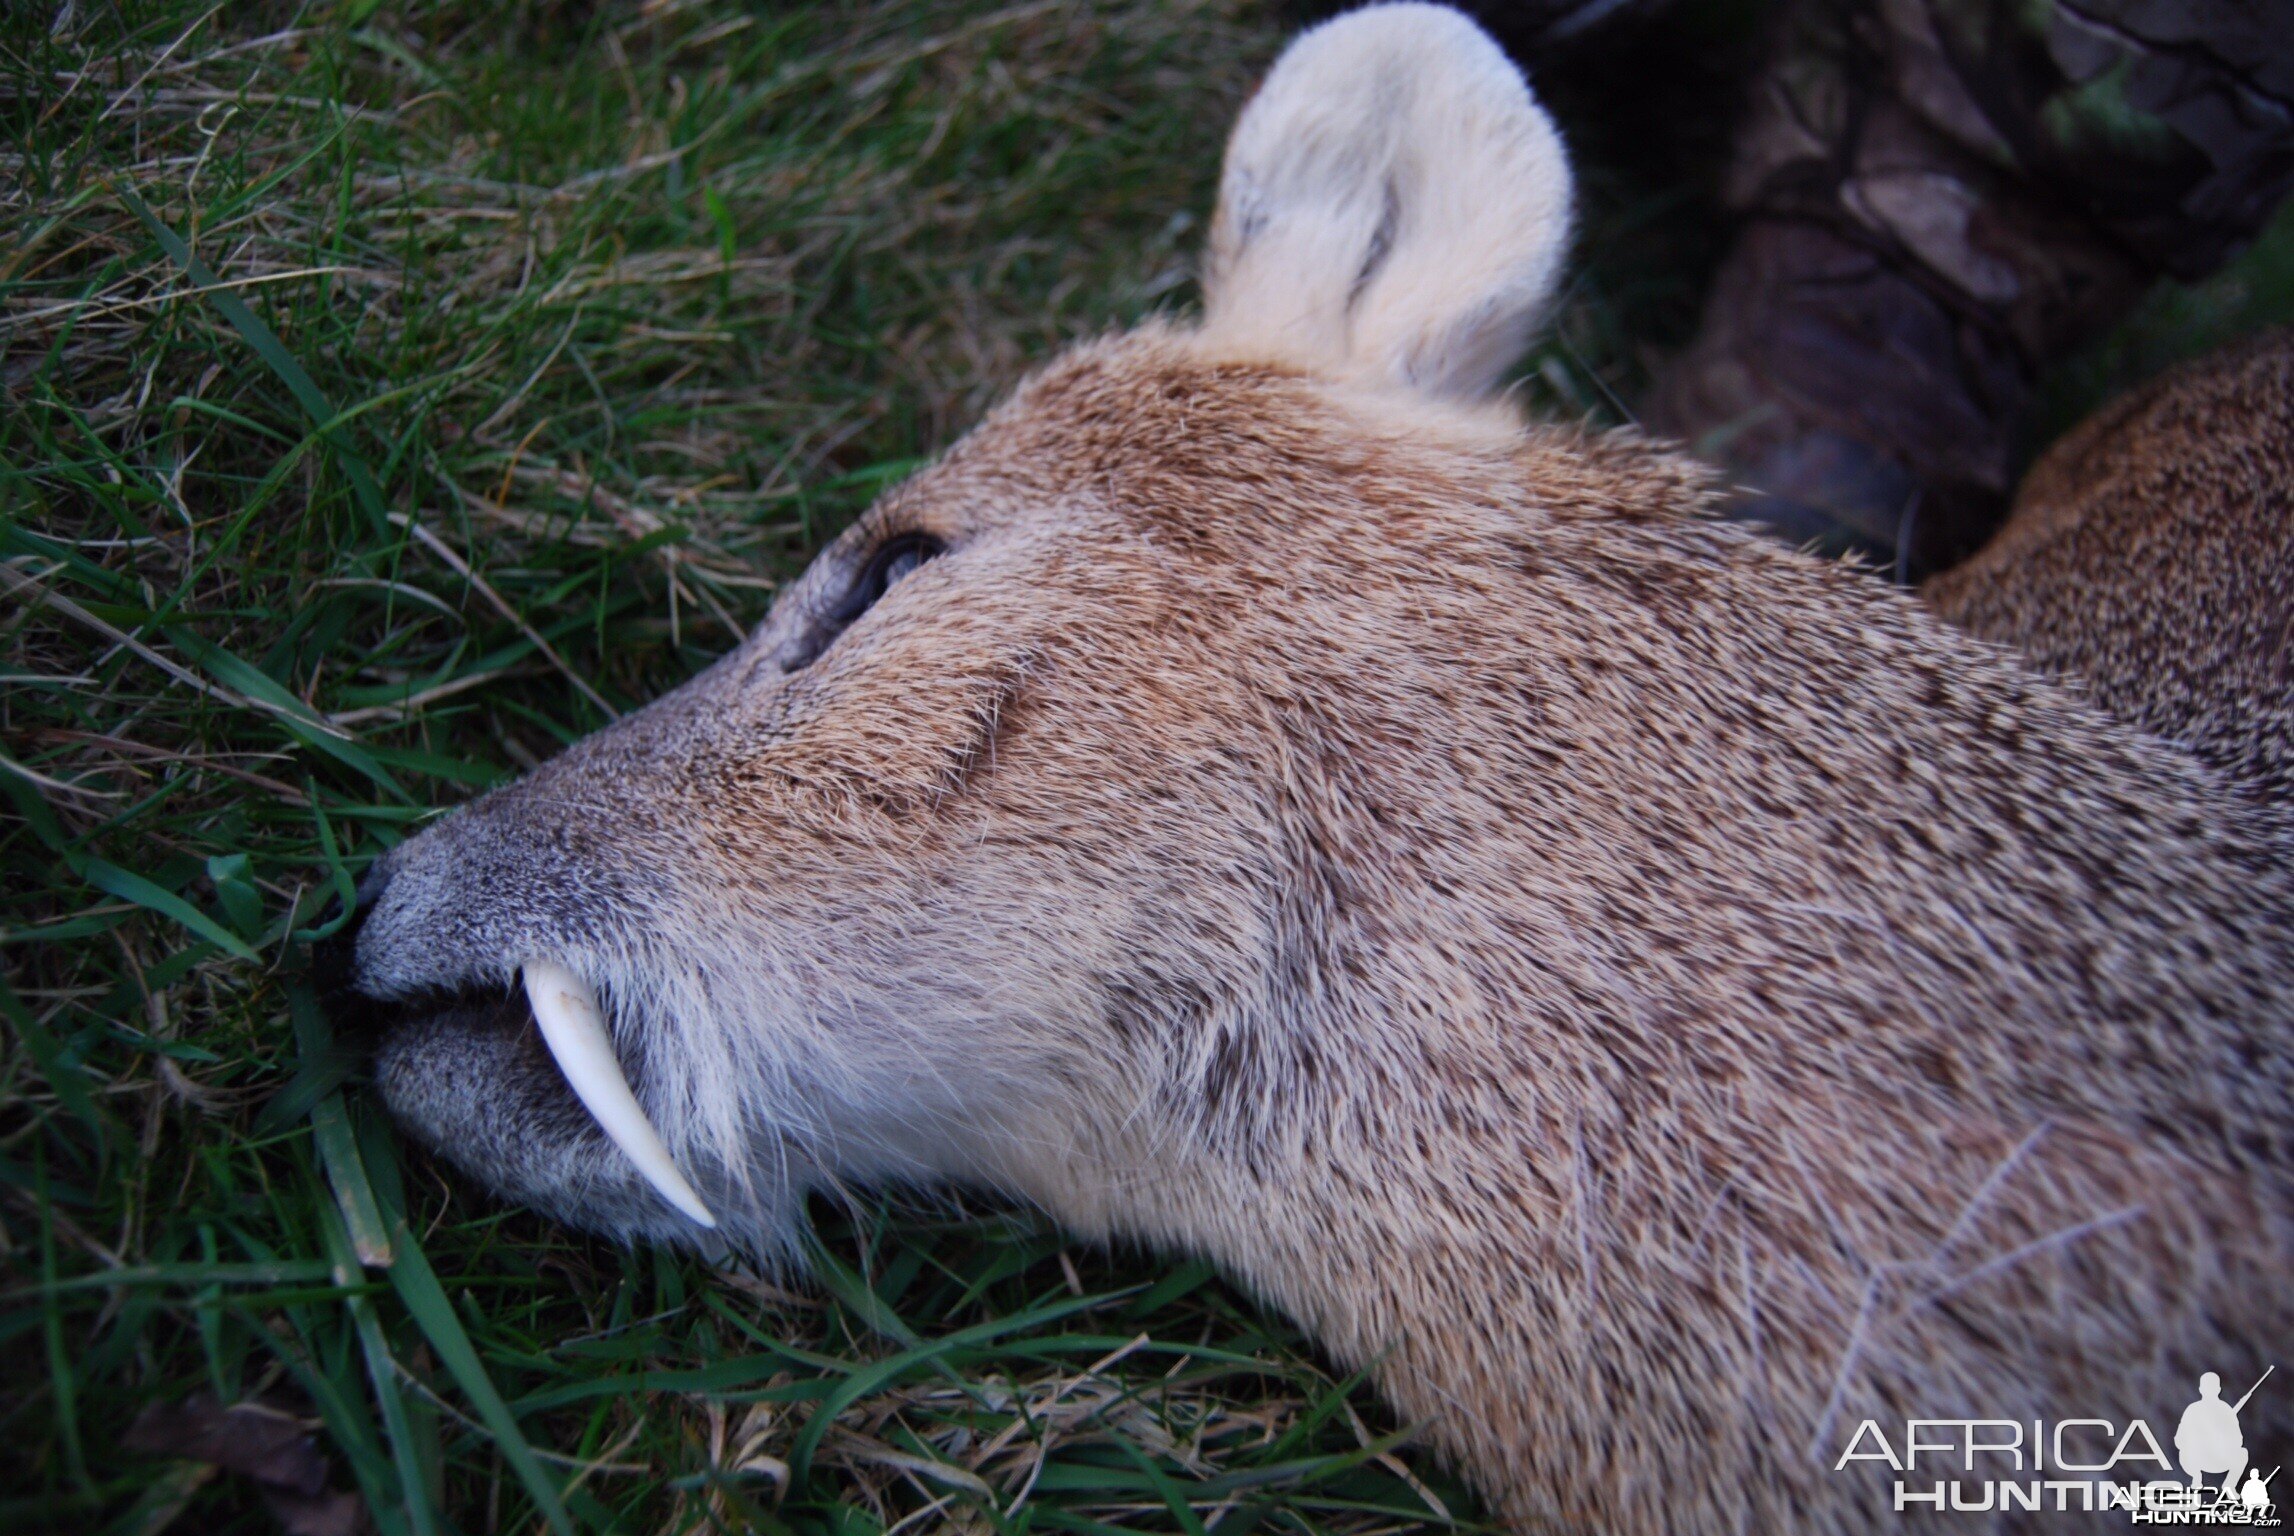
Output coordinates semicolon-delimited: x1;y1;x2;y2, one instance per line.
2178;1369;2273;1497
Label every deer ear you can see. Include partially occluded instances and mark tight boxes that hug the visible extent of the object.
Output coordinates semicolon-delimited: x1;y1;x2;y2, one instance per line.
1199;3;1574;401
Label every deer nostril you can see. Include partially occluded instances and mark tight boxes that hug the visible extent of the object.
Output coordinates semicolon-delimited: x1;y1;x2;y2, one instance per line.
309;864;391;1000
307;900;368;1000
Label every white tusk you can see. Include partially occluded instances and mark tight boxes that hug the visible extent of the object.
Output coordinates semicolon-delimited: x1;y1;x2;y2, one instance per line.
522;959;718;1229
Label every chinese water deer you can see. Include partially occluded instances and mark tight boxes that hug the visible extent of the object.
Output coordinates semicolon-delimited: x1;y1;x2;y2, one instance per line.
328;6;2294;1529
1926;329;2294;808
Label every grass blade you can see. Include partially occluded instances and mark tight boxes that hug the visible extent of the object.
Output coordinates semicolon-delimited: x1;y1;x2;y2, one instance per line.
288;982;393;1265
784;1289;1115;1492
73;857;257;962
365;1150;574;1535
114;187;393;537
318;1192;436;1536
36;1151;89;1490
0;975;106;1155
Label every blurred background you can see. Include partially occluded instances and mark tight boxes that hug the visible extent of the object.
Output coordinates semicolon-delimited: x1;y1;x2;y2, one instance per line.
3;1;2288;1532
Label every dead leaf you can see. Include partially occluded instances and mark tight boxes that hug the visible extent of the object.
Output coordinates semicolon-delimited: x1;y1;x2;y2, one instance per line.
124;1392;369;1536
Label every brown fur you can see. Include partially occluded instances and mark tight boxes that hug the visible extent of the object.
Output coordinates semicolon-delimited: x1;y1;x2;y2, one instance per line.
900;338;2294;1531
358;327;2294;1531
342;12;2294;1530
1928;331;2294;802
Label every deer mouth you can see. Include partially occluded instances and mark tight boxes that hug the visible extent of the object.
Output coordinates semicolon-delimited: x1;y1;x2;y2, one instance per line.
332;958;718;1232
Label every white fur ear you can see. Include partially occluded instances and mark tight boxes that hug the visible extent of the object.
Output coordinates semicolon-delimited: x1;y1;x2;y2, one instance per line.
1200;3;1574;400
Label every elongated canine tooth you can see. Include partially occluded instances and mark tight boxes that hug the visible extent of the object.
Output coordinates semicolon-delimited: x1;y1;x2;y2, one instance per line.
522;960;718;1229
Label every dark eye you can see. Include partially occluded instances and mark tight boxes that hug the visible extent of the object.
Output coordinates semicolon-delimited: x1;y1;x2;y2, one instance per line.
862;535;937;609
831;532;941;624
783;532;944;671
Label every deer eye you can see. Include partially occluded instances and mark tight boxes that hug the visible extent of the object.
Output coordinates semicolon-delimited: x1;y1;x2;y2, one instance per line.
832;532;941;625
863;536;933;600
783;533;944;671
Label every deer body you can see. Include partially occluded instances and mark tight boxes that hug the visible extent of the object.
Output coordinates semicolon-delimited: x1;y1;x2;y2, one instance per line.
338;9;2294;1529
1928;331;2294;805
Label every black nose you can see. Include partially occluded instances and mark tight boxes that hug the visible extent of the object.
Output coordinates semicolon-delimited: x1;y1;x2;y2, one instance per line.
308;863;391;1002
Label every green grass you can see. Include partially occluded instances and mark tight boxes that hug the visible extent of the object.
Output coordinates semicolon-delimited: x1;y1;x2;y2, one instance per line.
5;0;2292;1532
0;3;1499;1532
